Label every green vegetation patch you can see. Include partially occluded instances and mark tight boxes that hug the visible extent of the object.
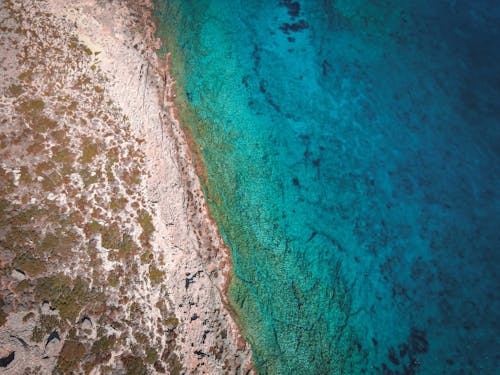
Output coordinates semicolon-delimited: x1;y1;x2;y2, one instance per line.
31;314;61;342
18;71;33;83
108;272;120;288
140;250;153;264
57;339;86;373
149;265;164;286
80;168;100;186
107;147;120;164
117;233;138;259
164;315;179;329
1;229;30;250
68;36;92;56
0;167;14;194
40;314;60;332
34;274;92;321
123;168;142;185
15;279;31;292
138;211;154;244
110;197;128;211
145;347;158;365
32;116;57;132
7;83;24;97
129;302;142;321
40;230;80;259
13;253;46;276
91;334;116;364
121;354;148;375
0;299;6;327
35;161;55;175
31;326;44;342
0;198;10;216
41;171;63;192
17;99;45;114
82;45;93;56
52;146;76;164
19;166;32;184
50;129;70;147
101;224;138;258
100;223;120;249
83;220;101;238
69;36;79;49
80;137;100;163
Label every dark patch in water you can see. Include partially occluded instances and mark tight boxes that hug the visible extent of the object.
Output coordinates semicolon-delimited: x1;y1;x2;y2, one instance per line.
409;328;428;354
331;238;344;252
322;59;332;76
279;20;309;34
280;0;301;18
388;347;400;365
378;328;428;375
252;44;261;72
306;231;317;242
242;75;250;87
259;80;267;94
398;343;409;357
266;97;281;112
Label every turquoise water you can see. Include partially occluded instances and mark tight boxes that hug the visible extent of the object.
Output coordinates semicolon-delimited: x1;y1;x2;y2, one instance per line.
154;1;500;373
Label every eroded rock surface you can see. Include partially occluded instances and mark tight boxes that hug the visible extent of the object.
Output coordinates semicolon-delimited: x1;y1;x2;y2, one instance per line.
0;0;252;373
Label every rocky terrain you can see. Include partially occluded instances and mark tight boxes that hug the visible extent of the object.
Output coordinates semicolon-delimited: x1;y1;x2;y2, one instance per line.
0;0;252;373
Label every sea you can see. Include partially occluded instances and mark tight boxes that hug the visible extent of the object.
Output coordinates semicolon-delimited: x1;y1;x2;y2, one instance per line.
153;1;500;373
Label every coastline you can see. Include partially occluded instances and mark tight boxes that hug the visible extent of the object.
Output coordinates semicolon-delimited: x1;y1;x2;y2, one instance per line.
3;0;498;373
81;0;256;372
158;52;252;357
0;0;253;373
154;16;256;373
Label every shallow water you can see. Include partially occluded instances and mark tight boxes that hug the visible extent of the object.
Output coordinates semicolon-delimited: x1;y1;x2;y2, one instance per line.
154;1;500;373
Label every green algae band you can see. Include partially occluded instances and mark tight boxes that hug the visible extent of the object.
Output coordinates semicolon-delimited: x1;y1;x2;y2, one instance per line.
154;1;500;373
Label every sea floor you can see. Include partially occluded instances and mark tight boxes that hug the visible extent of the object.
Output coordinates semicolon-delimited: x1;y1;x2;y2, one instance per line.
155;0;500;373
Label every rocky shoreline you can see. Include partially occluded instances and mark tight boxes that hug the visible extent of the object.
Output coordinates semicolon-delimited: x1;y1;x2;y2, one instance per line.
0;0;252;373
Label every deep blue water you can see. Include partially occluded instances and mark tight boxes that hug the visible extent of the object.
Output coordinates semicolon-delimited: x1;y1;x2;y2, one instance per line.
154;1;500;373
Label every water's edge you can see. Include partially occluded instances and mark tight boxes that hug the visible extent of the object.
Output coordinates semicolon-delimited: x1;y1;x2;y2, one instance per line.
151;1;500;374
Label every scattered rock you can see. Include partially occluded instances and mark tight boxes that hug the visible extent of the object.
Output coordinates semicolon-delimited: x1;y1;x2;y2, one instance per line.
11;270;26;281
